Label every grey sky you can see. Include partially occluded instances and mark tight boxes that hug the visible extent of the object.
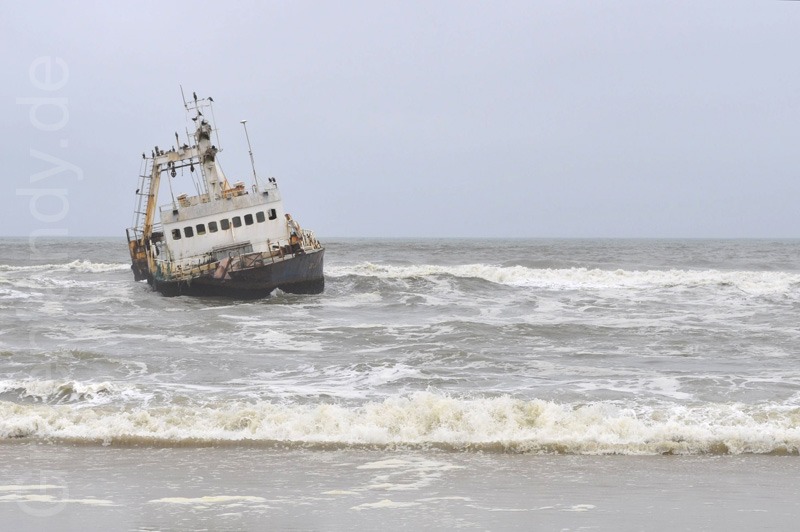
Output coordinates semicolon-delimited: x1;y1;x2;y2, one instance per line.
3;0;799;238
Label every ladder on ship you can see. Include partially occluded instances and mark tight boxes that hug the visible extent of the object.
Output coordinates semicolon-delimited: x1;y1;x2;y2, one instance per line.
126;156;157;281
131;156;155;240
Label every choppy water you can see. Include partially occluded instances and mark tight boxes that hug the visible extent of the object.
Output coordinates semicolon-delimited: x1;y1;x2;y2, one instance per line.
2;238;800;455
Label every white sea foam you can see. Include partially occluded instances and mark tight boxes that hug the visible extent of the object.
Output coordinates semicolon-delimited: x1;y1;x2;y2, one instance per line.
0;379;138;406
351;499;421;510
2;392;799;454
0;485;62;492
241;362;422;400
0;261;129;274
0;288;36;300
0;493;115;506
148;495;267;505
357;457;464;491
564;504;596;512
573;376;693;401
327;263;800;294
0;485;113;506
244;328;324;352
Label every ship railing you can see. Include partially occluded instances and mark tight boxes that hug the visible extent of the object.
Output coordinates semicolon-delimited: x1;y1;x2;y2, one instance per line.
300;229;322;250
259;234;318;264
159;193;211;213
154;232;320;282
165;242;291;278
155;252;218;282
126;226;142;245
264;238;294;263
126;222;164;243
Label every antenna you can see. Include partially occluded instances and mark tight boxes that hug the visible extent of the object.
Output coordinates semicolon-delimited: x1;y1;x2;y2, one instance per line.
210;99;222;151
240;119;259;192
180;85;188;110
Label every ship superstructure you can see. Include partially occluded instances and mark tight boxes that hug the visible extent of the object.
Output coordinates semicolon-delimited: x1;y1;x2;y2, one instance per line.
126;94;324;297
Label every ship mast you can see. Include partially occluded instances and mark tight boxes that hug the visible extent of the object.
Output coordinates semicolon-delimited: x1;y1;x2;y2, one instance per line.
187;93;224;199
194;119;222;198
240;119;260;193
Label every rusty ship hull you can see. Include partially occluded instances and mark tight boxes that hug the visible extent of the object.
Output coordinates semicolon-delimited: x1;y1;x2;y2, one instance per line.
151;248;324;298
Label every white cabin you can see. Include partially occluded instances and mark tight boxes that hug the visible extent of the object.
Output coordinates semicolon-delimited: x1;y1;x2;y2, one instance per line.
157;181;290;265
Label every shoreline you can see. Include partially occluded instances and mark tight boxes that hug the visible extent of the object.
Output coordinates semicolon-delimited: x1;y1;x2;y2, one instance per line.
2;444;799;530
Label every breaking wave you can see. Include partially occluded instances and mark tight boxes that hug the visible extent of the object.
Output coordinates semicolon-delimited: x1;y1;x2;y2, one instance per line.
0;379;126;405
328;263;800;294
0;260;129;274
2;392;799;455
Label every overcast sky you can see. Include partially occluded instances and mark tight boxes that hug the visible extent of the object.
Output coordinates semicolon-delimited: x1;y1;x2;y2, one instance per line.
3;0;799;238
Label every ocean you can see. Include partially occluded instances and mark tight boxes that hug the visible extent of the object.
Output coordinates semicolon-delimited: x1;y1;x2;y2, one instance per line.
1;237;799;530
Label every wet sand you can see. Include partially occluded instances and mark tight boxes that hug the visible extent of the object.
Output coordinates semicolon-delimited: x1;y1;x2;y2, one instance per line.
1;443;798;530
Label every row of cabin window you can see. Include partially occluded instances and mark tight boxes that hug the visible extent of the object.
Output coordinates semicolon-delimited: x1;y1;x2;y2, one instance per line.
171;209;277;240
